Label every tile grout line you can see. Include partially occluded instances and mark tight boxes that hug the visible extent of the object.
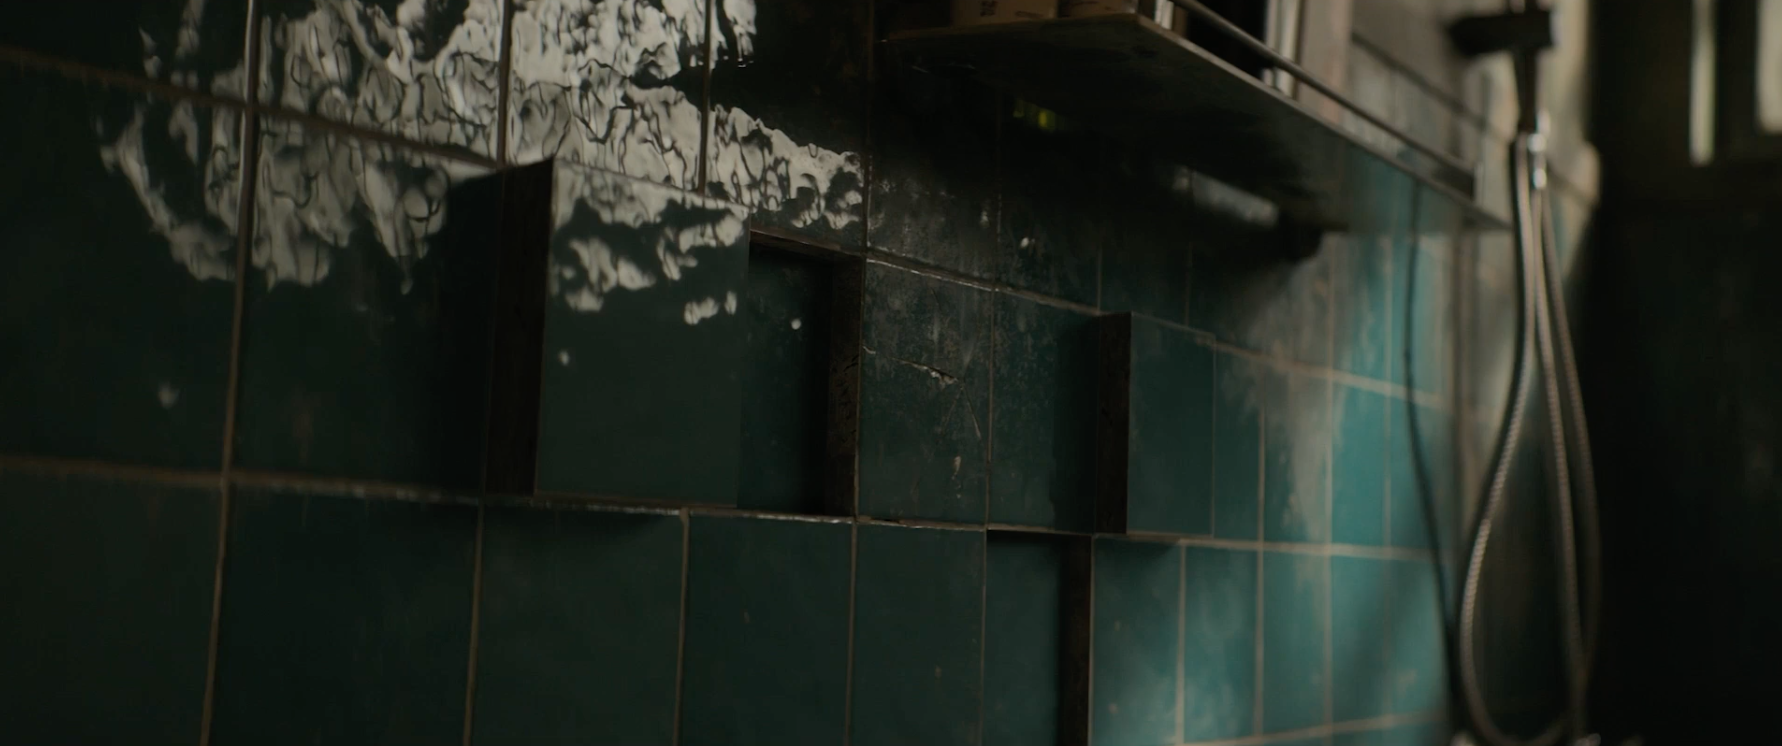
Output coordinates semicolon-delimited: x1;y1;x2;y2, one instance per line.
493;0;516;167
1253;391;1266;738
1176;542;1187;744
0;44;500;170
460;506;486;746
842;521;859;746
672;508;691;746
697;0;714;196
198;3;263;741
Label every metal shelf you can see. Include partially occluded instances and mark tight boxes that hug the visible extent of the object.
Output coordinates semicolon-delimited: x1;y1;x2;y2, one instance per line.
887;13;1500;232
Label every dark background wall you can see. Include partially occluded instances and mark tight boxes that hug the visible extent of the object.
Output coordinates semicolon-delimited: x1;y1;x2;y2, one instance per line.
1587;3;1782;742
0;1;1582;745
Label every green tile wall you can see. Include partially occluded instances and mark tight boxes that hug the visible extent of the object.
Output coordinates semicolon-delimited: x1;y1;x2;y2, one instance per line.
0;3;1511;745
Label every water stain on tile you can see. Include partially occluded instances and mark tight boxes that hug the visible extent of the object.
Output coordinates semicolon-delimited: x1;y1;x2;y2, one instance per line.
1263;366;1332;543
1091;538;1179;746
1212;352;1265;540
1181;546;1258;742
1261;551;1329;734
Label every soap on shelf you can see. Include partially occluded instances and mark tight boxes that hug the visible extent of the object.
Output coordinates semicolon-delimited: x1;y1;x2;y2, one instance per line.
950;0;1059;26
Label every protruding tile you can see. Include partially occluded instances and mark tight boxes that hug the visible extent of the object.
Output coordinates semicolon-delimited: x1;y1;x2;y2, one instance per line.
0;70;235;468
535;164;751;504
998;123;1102;306
473;507;683;746
1181;546;1258;742
991;296;1096;531
1260;551;1329;734
852;524;984;746
1331;556;1391;722
681;514;851;746
0;2;249;96
259;0;503;157
1264;367;1332;543
234;117;496;487
0;471;217;744
1096;315;1214;535
868;61;999;278
211;489;475;746
708;0;868;244
507;0;707;186
1091;538;1179;746
857;264;991;522
1212;352;1265;540
738;248;838;514
1332;385;1390;546
985;534;1067;746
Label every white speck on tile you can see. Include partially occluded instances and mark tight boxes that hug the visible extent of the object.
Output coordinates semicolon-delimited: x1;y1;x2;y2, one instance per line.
558;350;571;366
724;291;738;314
157;383;179;409
790;318;802;330
953;455;961;475
979;208;991;228
1019;236;1032;249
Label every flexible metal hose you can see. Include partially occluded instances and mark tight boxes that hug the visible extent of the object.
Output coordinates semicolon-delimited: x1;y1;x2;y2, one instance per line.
1456;134;1600;746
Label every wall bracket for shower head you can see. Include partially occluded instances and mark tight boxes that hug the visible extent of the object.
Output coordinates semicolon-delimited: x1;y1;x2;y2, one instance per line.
1447;6;1555;59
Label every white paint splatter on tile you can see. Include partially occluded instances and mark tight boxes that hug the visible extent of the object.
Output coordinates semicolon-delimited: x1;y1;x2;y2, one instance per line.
559;349;572;366
790;318;802;330
157;383;180;409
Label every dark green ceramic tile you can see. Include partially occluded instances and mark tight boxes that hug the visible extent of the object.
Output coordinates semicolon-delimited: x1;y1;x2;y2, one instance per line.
1388;400;1458;552
535;165;750;505
852;524;984;746
1213;352;1265;540
1126;317;1215;535
0;70;234;468
858;264;991;522
0;2;248;96
985;535;1067;746
0;471;217;744
1267;738;1328;746
998;123;1102;306
1181;546;1258;742
234;117;497;487
211;489;475;746
1387;560;1447;716
1188;172;1331;367
868;60;999;278
738;249;834;514
1101;151;1189;322
1400;189;1456;396
260;0;501;156
473;507;683;746
1260;551;1328;734
1092;538;1179;746
508;0;706;187
1264;368;1332;543
1333;720;1449;746
1332;385;1389;546
708;0;868;244
1330;557;1390;723
989;295;1095;531
682;514;850;746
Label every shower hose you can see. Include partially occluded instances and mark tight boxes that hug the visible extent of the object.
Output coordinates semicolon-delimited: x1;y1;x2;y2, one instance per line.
1435;130;1601;746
